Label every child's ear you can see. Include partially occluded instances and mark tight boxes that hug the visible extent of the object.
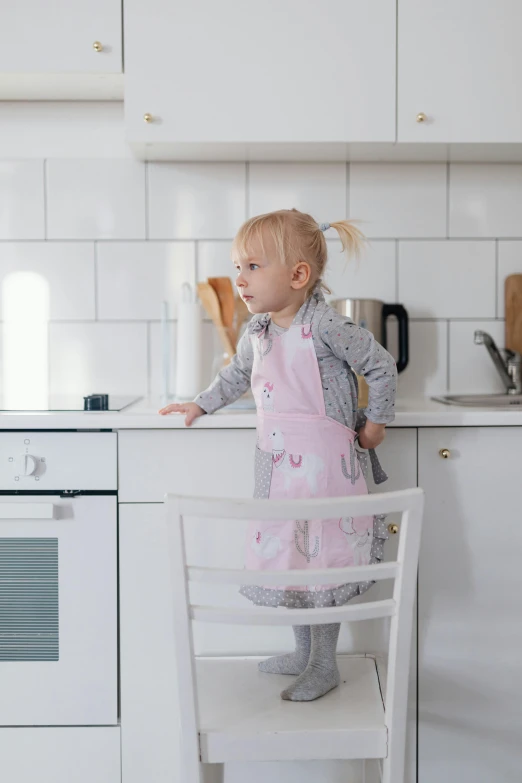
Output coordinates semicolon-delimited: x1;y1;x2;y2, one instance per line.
291;261;311;290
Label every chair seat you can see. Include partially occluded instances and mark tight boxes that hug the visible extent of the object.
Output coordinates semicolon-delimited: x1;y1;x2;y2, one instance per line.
196;654;387;763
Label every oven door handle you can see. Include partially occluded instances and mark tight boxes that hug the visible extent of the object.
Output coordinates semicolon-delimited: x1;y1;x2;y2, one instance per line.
0;503;56;519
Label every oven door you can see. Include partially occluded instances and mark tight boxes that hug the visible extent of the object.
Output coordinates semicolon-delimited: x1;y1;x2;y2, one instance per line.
0;495;117;726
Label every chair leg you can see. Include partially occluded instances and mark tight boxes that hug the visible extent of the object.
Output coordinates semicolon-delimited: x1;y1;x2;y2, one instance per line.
201;762;225;783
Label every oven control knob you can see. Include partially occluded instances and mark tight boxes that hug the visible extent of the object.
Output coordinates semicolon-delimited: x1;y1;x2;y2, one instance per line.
19;455;38;476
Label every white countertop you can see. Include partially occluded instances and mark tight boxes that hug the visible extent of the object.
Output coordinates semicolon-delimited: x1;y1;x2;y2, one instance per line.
0;397;521;429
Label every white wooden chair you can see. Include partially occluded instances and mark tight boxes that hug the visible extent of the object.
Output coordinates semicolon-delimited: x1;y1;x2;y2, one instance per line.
165;488;424;783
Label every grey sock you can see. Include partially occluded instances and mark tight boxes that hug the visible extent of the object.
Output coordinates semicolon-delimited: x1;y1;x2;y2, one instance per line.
281;623;341;701
258;625;311;675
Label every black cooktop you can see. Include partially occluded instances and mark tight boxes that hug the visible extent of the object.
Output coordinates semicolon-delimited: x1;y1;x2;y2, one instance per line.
0;395;143;412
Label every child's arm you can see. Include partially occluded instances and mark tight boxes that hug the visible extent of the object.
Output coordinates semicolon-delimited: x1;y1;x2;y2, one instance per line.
318;310;397;448
159;330;254;425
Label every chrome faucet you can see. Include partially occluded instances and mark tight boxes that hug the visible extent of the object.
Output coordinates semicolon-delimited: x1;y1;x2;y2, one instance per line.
474;331;522;395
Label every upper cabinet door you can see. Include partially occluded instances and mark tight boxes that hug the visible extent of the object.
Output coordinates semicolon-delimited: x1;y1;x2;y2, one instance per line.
398;0;522;143
0;0;122;73
124;0;396;148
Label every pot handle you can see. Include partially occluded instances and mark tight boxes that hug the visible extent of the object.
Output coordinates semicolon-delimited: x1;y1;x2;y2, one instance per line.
382;304;409;373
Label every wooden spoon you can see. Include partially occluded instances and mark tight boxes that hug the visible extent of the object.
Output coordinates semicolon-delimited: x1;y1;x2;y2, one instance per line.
197;282;236;360
208;277;236;333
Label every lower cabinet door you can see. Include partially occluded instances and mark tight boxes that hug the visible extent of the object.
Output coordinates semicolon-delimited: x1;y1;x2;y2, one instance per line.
418;427;522;783
0;727;120;783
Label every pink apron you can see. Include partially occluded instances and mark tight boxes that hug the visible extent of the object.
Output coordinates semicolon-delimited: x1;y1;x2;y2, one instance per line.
246;318;374;590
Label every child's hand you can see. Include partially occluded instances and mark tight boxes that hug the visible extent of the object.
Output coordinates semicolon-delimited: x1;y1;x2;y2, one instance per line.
157;402;205;426
357;421;386;450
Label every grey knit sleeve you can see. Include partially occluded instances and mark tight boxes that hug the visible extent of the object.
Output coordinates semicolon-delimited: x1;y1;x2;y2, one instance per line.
317;309;397;424
194;330;254;414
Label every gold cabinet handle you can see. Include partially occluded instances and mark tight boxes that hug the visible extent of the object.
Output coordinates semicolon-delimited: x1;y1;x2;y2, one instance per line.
143;113;153;123
416;112;427;123
388;523;399;535
93;41;103;52
439;448;451;459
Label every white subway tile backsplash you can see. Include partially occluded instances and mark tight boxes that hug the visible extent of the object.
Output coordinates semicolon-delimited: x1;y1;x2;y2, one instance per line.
197;241;235;283
46;160;146;239
449;164;522;237
148;163;246;239
325;240;396;301
397;321;448;399
498;241;522;318
398;240;496;319
0;160;44;239
449;320;506;394
149;320;176;398
97;242;196;320
249;163;346;222
0;148;519;402
49;322;148;395
0;243;94;319
349;163;447;238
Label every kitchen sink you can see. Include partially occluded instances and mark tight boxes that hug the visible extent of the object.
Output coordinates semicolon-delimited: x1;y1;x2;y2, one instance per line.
432;393;522;408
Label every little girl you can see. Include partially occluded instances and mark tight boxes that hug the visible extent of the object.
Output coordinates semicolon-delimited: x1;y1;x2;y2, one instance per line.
159;209;397;702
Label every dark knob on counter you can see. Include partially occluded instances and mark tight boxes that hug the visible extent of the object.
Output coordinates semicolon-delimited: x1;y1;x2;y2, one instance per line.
84;394;109;411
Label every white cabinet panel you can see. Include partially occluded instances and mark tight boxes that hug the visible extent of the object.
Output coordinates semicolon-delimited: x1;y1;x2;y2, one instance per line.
399;0;522;142
0;728;120;783
125;0;396;150
418;427;522;783
0;0;122;73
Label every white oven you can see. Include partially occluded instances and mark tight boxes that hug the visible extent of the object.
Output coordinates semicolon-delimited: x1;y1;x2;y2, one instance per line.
0;432;118;726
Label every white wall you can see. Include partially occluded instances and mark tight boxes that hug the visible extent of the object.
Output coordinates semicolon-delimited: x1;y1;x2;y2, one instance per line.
0;102;521;401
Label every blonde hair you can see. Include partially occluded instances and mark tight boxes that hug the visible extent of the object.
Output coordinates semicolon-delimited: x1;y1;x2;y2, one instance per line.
231;208;366;296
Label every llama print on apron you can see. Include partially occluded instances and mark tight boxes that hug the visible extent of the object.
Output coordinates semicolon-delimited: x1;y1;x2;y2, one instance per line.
246;307;374;588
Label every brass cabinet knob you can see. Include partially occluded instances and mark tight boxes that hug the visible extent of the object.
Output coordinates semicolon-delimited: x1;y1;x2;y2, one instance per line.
388;523;399;535
439;448;451;459
93;41;103;52
416;112;427;123
143;113;153;123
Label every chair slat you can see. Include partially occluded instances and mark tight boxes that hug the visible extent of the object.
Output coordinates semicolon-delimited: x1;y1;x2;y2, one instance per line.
190;599;396;626
171;488;423;521
187;561;399;586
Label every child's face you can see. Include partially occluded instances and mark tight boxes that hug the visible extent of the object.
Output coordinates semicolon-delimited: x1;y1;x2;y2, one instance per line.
233;235;309;315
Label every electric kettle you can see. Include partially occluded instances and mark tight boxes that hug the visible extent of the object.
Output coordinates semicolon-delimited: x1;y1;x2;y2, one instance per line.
330;298;409;373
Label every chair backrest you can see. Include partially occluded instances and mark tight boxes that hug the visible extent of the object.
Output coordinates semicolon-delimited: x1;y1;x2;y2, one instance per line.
165;488;424;780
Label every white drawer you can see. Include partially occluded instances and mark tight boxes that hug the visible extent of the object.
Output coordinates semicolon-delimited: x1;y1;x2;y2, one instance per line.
118;429;256;502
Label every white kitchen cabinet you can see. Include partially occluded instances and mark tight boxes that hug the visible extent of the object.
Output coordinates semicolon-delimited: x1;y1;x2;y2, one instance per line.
0;0;122;73
0;728;120;783
398;0;522;143
418;427;522;783
0;0;122;99
119;427;417;783
124;0;396;157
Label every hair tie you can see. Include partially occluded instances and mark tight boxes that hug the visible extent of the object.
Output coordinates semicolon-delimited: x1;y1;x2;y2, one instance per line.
319;222;330;232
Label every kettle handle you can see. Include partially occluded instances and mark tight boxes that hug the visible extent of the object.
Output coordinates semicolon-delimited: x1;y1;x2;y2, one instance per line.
382;304;409;373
